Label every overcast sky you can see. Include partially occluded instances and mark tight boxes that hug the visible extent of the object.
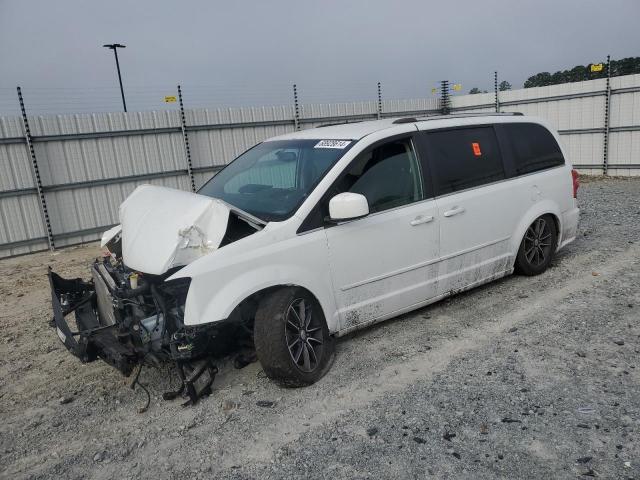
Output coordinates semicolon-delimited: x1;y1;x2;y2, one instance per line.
1;0;638;114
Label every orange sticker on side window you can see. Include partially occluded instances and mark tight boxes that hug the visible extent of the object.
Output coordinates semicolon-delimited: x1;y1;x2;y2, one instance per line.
472;142;482;156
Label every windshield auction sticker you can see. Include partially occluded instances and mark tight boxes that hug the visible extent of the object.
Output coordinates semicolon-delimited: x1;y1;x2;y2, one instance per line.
314;140;351;149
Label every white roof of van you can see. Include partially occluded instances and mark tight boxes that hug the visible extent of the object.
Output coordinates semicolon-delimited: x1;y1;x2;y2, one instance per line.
267;113;550;141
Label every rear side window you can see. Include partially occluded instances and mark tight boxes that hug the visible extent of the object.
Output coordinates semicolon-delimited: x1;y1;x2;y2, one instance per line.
502;123;565;175
423;127;505;196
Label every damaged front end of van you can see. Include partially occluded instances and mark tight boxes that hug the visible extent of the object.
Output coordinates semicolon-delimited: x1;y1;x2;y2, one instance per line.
48;185;264;406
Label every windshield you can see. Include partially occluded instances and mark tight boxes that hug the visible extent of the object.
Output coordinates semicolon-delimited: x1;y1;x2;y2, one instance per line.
198;139;354;221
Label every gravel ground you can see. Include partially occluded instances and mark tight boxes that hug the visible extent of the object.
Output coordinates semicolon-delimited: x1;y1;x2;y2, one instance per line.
0;177;639;480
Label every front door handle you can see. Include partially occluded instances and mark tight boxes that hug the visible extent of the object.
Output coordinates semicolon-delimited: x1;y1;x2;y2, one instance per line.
410;215;434;226
443;206;465;218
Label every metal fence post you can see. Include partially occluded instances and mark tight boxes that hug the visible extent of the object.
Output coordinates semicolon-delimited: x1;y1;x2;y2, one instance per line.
440;80;450;114
17;86;55;250
177;85;196;192
494;71;500;112
377;82;383;119
602;55;611;175
292;84;300;131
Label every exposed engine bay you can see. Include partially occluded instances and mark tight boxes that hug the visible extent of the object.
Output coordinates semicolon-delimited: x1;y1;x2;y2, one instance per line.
48;186;264;409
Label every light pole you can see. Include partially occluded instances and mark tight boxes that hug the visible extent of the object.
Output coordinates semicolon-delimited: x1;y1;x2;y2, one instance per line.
103;43;127;112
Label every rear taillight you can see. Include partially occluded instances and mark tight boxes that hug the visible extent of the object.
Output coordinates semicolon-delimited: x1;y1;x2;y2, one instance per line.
571;169;579;199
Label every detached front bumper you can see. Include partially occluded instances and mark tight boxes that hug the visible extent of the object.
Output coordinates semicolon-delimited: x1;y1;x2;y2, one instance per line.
48;264;220;406
48;268;139;376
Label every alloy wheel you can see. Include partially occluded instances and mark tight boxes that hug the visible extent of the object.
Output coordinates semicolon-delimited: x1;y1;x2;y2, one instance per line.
285;298;323;373
523;217;553;267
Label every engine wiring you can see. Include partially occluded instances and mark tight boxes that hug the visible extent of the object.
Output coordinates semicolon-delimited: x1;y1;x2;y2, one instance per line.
130;355;151;414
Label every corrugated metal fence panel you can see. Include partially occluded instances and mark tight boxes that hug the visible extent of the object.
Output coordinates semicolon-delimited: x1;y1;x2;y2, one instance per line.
455;79;607;131
0;117;34;191
608;74;640;176
559;133;604;170
499;78;606;101
28;110;182;136
611;73;640;126
296;98;440;129
382;98;439;114
452;91;495;111
0;143;35;191
0;115;49;256
301;101;377;120
2;75;640;258
0;195;48;256
31;111;185;186
456;105;495;114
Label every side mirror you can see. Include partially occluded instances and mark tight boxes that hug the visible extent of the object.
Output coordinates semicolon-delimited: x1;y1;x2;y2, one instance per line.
328;192;369;222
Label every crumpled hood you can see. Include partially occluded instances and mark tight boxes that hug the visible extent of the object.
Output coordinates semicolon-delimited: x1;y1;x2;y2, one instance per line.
115;185;231;275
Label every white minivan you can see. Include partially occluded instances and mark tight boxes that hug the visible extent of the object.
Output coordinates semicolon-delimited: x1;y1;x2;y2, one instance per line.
50;113;580;402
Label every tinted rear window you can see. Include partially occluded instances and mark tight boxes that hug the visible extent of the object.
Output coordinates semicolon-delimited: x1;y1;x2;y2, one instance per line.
502;123;565;175
423;127;505;195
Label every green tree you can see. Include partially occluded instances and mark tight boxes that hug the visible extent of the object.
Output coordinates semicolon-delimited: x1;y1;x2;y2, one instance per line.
469;87;481;94
498;80;512;91
524;57;640;88
524;72;553;88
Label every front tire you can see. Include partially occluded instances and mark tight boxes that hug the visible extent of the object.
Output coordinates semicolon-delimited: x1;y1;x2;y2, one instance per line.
254;288;335;387
515;214;558;276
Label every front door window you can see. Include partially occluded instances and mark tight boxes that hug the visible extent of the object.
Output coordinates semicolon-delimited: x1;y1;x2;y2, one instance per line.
334;138;423;213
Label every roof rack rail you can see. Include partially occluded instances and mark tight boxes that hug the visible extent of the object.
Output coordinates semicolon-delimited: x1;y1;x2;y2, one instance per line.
392;117;418;124
389;112;523;125
317;120;364;128
421;112;524;120
453;111;523;116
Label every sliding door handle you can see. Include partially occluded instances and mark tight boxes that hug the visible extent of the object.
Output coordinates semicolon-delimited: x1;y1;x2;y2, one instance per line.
443;206;465;218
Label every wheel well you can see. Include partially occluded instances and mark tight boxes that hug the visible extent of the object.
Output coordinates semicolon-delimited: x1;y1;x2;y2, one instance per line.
227;285;322;328
544;213;561;246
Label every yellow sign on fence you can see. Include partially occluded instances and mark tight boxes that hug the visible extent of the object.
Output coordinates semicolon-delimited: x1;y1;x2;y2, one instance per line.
452;84;462;91
590;63;604;73
164;96;177;103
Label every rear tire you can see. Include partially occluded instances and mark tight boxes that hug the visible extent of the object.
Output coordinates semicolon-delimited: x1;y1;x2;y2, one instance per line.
515;214;558;276
254;288;335;387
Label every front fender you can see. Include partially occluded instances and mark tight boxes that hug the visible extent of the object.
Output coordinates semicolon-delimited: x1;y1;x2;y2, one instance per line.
510;199;563;258
171;228;340;332
185;264;337;330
